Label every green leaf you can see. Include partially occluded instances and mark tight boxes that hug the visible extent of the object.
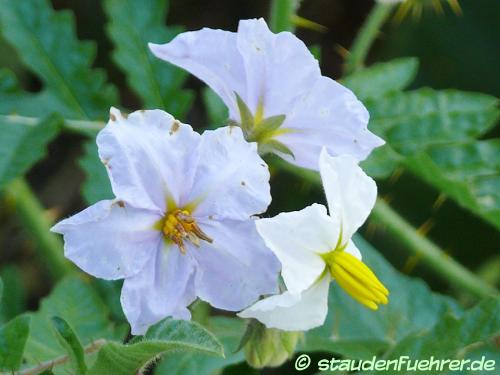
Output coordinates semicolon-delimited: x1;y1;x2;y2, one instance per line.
405;140;500;228
0;0;117;120
23;277;119;374
87;318;224;375
155;317;246;375
0;315;31;371
103;0;193;117
0;278;2;307
51;317;87;375
79;140;113;204
303;235;462;359
384;298;500;366
0;266;27;325
0;114;61;189
203;87;229;128
343;57;419;100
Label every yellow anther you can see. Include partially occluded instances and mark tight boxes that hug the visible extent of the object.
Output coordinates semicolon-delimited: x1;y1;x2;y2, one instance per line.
162;209;213;254
324;249;389;310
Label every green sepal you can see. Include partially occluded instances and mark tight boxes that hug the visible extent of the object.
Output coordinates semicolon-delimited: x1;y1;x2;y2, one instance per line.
235;92;254;134
259;139;295;159
249;114;286;142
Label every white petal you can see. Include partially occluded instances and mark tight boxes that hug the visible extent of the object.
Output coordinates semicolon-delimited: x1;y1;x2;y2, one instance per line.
190;218;280;311
319;149;377;242
238;274;330;331
149;29;245;120
121;245;196;335
51;200;161;280
256;204;338;294
276;76;384;170
97;108;201;212
188;126;271;220
344;240;362;260
235;18;320;116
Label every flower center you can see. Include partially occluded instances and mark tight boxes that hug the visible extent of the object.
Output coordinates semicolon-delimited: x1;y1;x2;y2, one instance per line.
322;250;389;310
162;209;212;254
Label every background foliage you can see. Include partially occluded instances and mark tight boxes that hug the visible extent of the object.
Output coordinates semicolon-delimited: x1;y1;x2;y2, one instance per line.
0;0;498;374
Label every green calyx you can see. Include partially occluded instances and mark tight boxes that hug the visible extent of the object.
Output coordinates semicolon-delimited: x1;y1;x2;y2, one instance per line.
233;93;295;158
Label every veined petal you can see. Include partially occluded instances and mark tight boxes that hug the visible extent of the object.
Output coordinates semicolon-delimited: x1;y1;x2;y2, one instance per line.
188;126;271;220
275;76;384;170
51;200;161;280
149;29;245;120
190;218;280;311
121;245;196;335
236;18;320;116
319;149;377;242
97;108;200;212
256;204;338;294
238;274;330;331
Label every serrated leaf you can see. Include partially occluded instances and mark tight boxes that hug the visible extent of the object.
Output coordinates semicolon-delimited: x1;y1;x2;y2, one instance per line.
87;318;224;375
103;0;193;117
203;87;229;128
51;317;87;375
405;140;500;228
155;317;246;375
302;235;462;359
343;57;419;100
22;277;120;375
0;315;31;371
79;140;113;204
0;0;117;120
384;298;500;369
0;114;61;189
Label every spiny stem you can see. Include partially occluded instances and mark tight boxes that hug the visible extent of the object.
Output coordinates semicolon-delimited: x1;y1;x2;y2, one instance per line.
3;178;74;281
344;3;394;75
269;0;302;32
6;339;106;375
273;159;499;299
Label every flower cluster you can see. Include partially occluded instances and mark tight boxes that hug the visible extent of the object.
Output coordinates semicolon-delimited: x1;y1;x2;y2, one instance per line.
52;18;388;336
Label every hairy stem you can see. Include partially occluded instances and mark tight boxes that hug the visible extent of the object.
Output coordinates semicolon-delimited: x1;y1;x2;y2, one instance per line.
9;339;106;375
269;0;302;32
344;3;393;74
4;178;74;281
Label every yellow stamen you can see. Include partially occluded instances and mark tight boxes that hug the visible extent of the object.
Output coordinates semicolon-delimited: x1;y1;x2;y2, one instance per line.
162;209;212;254
324;249;389;310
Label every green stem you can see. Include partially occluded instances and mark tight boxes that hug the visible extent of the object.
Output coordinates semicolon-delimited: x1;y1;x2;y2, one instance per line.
4;178;73;281
344;3;393;75
269;0;301;32
272;158;498;299
0;114;103;134
371;199;498;299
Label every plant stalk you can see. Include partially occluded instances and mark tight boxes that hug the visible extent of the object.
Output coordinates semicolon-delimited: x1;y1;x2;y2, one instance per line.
269;0;301;32
4;178;73;281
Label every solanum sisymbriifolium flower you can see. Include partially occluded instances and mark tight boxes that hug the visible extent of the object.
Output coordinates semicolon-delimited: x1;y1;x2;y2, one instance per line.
149;18;384;170
238;149;389;331
51;108;280;335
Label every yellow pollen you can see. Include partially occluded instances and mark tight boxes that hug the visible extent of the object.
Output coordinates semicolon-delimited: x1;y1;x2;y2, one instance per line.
162;209;212;254
322;250;389;310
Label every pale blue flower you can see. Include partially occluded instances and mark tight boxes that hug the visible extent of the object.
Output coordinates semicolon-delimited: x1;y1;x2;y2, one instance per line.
52;108;279;334
149;18;384;170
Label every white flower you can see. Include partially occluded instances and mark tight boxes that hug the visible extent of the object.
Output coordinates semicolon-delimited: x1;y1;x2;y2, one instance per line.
52;108;280;335
149;18;384;170
238;149;389;331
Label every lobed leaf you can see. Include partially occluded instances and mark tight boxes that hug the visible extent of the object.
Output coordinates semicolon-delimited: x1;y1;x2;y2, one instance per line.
87;318;224;375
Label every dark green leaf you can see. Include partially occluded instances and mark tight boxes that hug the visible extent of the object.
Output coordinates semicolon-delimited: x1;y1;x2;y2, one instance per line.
0;0;117;120
79;140;113;204
23;277;120;374
203;87;229;128
343;58;419;100
155;317;246;375
0;266;27;325
0;315;31;371
87;318;224;375
103;0;193;117
0;114;61;189
303;235;462;359
51;317;87;375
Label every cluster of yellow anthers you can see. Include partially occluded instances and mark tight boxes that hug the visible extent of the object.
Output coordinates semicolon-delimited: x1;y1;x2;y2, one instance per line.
323;250;389;310
162;209;213;254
